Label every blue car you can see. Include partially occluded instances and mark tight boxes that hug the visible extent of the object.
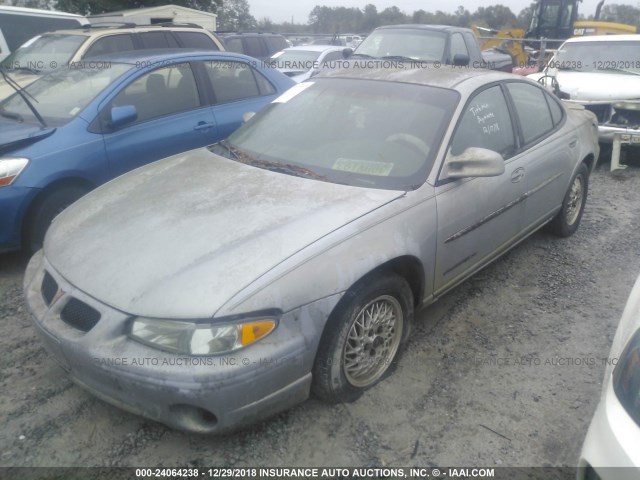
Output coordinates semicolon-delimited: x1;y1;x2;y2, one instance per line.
0;50;294;252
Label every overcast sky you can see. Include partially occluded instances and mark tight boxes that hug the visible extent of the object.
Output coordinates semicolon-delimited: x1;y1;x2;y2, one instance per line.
248;0;617;24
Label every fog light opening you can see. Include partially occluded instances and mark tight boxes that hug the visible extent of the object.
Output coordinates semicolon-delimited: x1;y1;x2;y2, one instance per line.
169;404;218;433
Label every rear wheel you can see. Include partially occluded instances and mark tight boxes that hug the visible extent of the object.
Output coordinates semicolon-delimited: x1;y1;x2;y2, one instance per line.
548;163;589;237
25;186;88;252
312;274;413;403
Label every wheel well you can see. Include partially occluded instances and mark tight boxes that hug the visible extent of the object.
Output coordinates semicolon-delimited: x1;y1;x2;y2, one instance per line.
21;177;94;239
359;256;425;307
582;154;595;172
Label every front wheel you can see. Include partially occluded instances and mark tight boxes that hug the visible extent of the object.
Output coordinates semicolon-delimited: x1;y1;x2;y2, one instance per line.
548;163;589;237
312;274;414;403
25;186;88;253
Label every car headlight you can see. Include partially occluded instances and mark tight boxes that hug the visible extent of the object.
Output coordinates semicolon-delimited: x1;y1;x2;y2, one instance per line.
613;328;640;427
0;158;29;187
129;315;278;356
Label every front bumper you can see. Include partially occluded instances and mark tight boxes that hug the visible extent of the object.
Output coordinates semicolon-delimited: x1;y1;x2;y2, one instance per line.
23;251;340;433
577;380;640;479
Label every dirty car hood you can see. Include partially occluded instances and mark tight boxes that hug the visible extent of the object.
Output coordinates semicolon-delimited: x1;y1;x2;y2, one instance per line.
536;71;640;102
45;149;404;319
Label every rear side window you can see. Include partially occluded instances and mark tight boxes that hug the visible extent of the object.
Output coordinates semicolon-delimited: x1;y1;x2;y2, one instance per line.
175;32;219;50
547;94;564;126
84;34;134;59
139;31;170;49
244;37;268;58
266;36;288;53
507;83;556;144
225;37;243;54
204;60;274;103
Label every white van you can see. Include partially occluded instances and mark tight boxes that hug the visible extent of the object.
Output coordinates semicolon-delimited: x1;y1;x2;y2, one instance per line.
0;6;88;61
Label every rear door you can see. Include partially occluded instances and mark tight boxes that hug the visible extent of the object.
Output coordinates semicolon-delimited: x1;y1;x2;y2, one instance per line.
201;59;279;139
100;61;218;177
504;82;573;231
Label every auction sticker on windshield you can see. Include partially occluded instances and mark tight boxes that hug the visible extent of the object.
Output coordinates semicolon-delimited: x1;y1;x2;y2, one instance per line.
332;158;394;176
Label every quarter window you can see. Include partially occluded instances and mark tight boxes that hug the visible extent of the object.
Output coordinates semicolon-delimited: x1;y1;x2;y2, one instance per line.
507;83;555;144
139;32;170;49
450;86;516;158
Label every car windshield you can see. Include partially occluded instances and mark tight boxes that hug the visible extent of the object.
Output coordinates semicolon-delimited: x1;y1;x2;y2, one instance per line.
0;62;130;126
554;41;640;74
269;50;323;71
214;78;459;190
354;29;447;62
0;34;88;73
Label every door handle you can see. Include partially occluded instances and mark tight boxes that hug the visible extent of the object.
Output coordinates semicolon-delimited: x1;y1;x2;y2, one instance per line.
569;138;578;148
511;167;525;183
194;122;215;131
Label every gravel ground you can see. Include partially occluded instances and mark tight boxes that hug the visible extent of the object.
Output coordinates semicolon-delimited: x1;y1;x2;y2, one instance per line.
1;163;639;471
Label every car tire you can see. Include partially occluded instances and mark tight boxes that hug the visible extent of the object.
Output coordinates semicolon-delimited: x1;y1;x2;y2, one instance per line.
25;186;88;253
548;163;589;238
312;273;414;403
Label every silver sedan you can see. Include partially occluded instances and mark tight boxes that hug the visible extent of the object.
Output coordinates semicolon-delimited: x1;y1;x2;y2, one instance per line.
24;67;600;433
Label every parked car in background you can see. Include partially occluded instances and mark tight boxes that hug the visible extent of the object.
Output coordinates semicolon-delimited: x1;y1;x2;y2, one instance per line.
0;23;225;100
0;50;294;252
217;32;289;61
0;5;87;62
529;35;640;144
348;24;513;72
578;273;640;479
24;67;598;433
269;45;346;82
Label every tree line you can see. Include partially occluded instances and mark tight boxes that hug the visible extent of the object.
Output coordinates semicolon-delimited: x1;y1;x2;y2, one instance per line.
9;0;640;33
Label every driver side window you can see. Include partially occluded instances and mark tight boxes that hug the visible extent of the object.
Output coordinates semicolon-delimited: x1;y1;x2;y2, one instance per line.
450;85;516;158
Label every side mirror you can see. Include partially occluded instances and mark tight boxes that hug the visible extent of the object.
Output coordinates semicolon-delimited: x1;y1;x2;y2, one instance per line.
110;105;137;129
453;53;470;67
442;147;505;179
242;111;255;123
342;47;353;59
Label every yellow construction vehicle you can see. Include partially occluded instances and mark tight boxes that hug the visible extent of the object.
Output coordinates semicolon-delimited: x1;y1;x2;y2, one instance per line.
474;0;637;70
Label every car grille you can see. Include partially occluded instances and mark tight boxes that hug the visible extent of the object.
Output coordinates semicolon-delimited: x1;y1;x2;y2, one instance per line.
41;271;58;306
60;298;101;332
584;104;611;124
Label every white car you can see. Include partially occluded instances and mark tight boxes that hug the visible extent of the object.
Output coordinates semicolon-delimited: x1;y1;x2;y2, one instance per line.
268;45;346;82
578;274;640;479
529;35;640;144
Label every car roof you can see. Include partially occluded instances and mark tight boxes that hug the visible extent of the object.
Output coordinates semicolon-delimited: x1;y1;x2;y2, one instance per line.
564;34;640;43
283;45;344;53
318;65;519;90
37;24;211;38
88;48;253;64
373;24;466;32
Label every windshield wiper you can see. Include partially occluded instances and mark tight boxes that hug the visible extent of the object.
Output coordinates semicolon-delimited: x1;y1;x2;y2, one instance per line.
212;139;239;160
0;68;46;127
3;65;40;74
350;53;374;59
381;55;417;62
212;141;325;181
0;107;23;122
